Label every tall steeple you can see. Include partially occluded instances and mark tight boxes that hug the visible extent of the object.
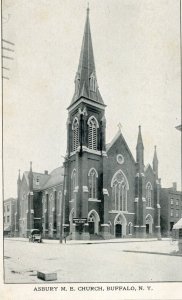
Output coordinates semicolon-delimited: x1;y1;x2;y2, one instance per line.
69;7;104;108
153;145;158;178
136;125;144;169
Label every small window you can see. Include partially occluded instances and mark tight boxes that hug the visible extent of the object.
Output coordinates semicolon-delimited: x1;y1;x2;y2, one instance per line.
7;205;10;212
36;177;40;186
170;209;174;217
7;216;10;223
176;199;179;206
176;210;179;217
171;198;174;205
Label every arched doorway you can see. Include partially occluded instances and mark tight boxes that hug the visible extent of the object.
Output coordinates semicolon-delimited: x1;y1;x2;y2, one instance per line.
88;210;100;235
114;213;127;238
146;214;153;234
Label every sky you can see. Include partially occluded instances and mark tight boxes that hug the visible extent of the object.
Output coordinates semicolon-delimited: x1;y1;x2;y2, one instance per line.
2;0;181;199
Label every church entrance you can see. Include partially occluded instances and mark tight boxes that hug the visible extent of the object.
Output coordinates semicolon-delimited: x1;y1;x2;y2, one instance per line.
115;224;122;238
146;214;153;235
114;213;127;238
88;210;100;235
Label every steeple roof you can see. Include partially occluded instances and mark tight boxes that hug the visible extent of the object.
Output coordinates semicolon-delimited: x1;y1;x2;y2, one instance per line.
69;8;105;108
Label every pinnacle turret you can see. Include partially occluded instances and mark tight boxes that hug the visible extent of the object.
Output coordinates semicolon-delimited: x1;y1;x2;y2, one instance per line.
136;125;144;170
153;145;158;178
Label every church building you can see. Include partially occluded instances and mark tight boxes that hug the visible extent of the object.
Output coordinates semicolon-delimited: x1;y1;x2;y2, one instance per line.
16;8;161;240
63;8;161;240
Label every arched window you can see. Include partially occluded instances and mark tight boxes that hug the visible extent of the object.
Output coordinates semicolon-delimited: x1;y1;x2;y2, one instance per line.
111;170;129;211
71;169;77;200
72;118;79;151
89;73;97;92
88;116;99;150
146;182;152;207
88;168;98;199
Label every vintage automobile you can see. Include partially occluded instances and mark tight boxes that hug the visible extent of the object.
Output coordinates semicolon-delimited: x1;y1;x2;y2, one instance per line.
29;229;42;243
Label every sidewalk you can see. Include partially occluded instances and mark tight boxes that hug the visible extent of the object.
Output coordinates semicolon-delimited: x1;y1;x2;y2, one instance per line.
4;236;166;245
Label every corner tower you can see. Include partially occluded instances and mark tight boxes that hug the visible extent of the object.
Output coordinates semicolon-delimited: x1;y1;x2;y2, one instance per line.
64;8;106;240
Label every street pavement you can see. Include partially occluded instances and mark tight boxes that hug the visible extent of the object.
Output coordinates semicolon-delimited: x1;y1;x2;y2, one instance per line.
3;237;182;283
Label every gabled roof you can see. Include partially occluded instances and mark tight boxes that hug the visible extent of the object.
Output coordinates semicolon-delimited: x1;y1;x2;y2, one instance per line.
106;129;135;163
24;171;50;190
42;166;64;190
69;8;105;108
144;163;154;174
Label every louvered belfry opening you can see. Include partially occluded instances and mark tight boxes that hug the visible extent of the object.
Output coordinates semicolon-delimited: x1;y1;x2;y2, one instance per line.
88;117;97;150
72;118;79;151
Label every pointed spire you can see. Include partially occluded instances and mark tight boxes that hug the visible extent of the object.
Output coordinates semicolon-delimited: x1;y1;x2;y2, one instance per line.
28;161;33;191
69;7;105;108
136;125;144;148
153;145;158;177
136;125;144;169
17;169;21;183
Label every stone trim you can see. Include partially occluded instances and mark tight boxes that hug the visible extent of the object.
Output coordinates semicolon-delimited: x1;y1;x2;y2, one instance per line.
31;209;34;214
68;97;106;113
101;224;109;227
88;198;101;202
83;186;88;192
103;188;109;195
155;226;161;228
134;198;138;202
108;210;135;215
146;207;154;210
140;225;146;227
157;204;161;208
74;186;79;193
142;197;146;202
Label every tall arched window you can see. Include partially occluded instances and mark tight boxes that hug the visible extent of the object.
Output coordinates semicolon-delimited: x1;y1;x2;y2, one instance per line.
111;170;129;211
71;169;76;200
88;168;98;199
88;116;99;150
72;118;79;151
146;182;152;207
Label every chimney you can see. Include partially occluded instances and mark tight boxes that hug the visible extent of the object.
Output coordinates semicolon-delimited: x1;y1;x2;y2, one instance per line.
172;182;177;192
44;170;48;175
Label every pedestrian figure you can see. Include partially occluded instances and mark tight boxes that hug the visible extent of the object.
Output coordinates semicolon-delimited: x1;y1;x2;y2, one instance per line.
64;235;66;244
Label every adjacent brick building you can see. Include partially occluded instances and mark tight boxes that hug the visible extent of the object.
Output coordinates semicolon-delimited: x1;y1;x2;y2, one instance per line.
160;183;182;236
4;198;17;236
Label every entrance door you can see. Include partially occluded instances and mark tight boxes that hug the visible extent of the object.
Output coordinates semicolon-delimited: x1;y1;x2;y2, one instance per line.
146;224;149;234
89;221;94;234
115;224;122;238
